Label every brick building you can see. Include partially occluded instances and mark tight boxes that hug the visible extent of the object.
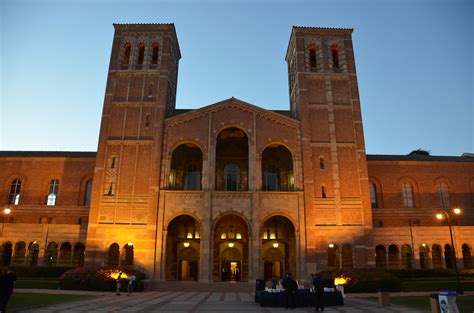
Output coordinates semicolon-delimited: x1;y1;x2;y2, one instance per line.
0;24;472;282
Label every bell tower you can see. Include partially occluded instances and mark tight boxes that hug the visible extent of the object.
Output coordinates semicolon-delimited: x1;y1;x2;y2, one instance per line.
85;24;180;275
286;27;374;271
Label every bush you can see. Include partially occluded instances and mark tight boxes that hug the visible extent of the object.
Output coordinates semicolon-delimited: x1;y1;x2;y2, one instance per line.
318;269;401;293
2;266;73;278
58;267;145;292
389;269;474;279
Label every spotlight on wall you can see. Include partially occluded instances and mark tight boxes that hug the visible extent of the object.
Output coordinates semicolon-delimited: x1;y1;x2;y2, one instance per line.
328;243;335;248
4;208;11;215
422;243;427;247
183;242;190;248
127;242;133;246
436;213;444;220
453;208;461;215
228;242;234;248
273;242;279;248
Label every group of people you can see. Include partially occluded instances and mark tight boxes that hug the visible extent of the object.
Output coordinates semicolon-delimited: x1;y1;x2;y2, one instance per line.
280;273;325;311
115;272;137;296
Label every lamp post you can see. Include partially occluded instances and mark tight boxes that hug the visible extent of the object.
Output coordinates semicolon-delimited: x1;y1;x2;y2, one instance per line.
436;207;462;295
1;207;12;237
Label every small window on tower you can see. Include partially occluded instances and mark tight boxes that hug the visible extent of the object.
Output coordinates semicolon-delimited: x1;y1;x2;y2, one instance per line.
148;83;153;98
321;186;327;198
152;43;159;64
309;48;317;68
111;157;116;169
319;158;325;170
332;49;340;69
137;42;145;65
145;114;151;128
122;43;131;65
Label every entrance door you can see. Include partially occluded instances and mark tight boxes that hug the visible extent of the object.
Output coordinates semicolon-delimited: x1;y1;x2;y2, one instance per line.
179;260;198;281
221;260;241;281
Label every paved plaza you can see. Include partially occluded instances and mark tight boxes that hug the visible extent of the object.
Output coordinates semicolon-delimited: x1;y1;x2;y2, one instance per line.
19;291;430;313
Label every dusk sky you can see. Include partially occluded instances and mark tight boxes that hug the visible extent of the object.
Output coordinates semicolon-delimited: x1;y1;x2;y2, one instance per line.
1;0;472;155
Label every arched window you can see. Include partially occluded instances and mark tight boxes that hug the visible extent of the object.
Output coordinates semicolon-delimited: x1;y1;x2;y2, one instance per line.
8;178;21;205
438;182;450;209
107;243;120;267
224;164;240;191
319;158;325;170
151;43;160;64
309;48;317;68
169;143;203;190
83;180;93;206
1;242;13;266
13;242;26;266
137;42;145;65
402;182;414;208
331;49;340;69
261;145;294;191
341;244;353;268
215;128;248;191
47;179;60;206
27;241;40;266
122;43;131;64
369;183;378;208
419;244;430;269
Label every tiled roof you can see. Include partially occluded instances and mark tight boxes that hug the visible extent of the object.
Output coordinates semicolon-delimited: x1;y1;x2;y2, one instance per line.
293;26;353;31
367;154;474;162
0;151;96;157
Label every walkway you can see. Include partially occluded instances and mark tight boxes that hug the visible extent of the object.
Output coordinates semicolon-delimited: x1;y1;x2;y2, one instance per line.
18;290;430;312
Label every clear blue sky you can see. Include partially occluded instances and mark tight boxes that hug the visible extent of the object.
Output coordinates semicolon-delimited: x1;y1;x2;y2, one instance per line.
1;0;472;155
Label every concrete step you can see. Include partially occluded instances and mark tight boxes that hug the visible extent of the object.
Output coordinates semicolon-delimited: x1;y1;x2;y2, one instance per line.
145;281;256;292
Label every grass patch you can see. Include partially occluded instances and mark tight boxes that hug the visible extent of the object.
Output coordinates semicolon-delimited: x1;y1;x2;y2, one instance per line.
391;295;474;313
15;279;59;289
8;293;95;312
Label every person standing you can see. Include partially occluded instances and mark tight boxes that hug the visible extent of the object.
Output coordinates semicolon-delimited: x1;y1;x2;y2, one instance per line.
0;267;17;313
313;273;324;311
127;273;136;296
116;272;122;295
282;273;296;309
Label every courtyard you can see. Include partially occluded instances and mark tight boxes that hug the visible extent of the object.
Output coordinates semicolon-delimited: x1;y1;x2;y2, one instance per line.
12;290;440;313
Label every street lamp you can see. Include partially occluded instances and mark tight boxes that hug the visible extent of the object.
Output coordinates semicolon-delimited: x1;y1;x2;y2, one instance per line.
436;207;462;294
1;207;12;237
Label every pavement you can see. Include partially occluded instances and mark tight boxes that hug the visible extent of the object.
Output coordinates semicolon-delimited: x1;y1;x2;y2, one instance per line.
14;289;443;313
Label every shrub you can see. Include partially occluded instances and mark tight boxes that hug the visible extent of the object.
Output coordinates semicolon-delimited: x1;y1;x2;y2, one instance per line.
59;267;145;292
318;268;401;293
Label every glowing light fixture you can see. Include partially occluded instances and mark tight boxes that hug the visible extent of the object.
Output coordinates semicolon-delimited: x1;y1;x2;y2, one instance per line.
236;233;242;240
4;208;11;215
187;232;193;239
273;242;279;248
436;213;444;220
453;208;461;215
183;242;190;248
228;242;235;248
221;233;227;239
328;243;335;248
422;243;427;247
127;242;133;246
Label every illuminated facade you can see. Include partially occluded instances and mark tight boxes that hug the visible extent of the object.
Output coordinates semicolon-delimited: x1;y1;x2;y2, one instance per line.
0;24;473;282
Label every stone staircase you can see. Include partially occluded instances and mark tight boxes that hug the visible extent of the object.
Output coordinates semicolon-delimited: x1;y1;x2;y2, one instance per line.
145;280;256;292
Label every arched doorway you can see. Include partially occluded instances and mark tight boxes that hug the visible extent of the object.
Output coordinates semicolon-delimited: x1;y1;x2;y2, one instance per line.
169;143;203;190
341;244;353;268
13;241;26;266
401;244;412;269
58;242;72;267
444;244;454;269
261;145;294;191
328;244;341;269
1;242;13;266
375;245;387;269
388;245;400;269
165;215;200;281
107;243;120;267
419;244;430;269
214;214;248;281
432;244;443;268
46;242;58;266
462;244;473;269
121;243;134;269
72;243;85;267
215;128;249;191
27;241;40;266
261;216;296;281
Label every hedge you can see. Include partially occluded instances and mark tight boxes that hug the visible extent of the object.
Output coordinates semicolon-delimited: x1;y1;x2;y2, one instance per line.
389;269;474;279
1;266;73;278
59;267;146;292
318;269;401;293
